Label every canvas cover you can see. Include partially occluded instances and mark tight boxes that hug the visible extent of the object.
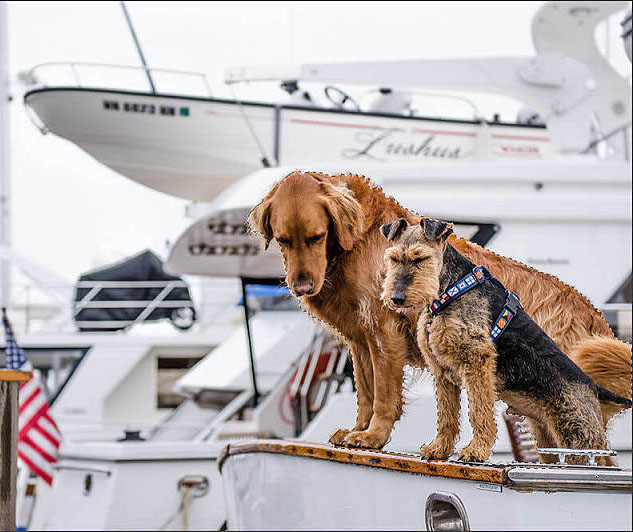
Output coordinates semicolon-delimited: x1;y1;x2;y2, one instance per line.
74;250;195;332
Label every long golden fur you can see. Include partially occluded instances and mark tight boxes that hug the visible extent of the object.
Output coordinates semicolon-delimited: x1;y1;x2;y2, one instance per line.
249;171;632;450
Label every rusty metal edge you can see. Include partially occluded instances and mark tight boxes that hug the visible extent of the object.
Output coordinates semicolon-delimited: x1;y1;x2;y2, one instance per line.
217;439;505;483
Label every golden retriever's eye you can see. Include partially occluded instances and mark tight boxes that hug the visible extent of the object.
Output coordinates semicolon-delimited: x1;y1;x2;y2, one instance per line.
306;233;325;246
278;237;292;248
389;256;400;263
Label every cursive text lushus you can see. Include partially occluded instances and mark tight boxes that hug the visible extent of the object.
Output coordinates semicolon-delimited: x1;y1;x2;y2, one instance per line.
342;128;462;161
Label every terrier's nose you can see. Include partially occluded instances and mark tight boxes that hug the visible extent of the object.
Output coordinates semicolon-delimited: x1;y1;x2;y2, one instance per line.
293;278;314;296
391;294;406;306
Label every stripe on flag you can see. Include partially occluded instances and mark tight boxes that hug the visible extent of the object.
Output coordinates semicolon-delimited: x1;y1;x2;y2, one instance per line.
24;429;58;462
18;392;47;432
3;309;61;485
18;440;54;485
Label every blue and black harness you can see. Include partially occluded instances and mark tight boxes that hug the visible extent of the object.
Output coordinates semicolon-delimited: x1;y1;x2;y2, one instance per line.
426;265;521;343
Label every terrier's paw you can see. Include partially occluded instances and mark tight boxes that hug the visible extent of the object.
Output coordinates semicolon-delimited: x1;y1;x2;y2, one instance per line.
342;430;388;449
328;428;351;446
457;444;491;463
420;442;452;461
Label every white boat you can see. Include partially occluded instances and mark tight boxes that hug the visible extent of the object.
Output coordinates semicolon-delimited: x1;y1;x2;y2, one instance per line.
220;440;632;531
21;3;630;202
23;82;559;201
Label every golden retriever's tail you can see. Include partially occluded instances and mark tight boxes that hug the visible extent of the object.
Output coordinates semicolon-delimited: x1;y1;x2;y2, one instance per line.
570;336;632;424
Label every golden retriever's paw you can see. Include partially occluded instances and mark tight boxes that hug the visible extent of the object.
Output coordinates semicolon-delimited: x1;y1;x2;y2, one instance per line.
456;444;491;463
328;428;351;446
342;430;388;449
419;442;452;461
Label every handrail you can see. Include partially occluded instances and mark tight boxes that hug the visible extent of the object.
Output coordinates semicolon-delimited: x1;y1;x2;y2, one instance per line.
72;280;195;330
25;61;213;97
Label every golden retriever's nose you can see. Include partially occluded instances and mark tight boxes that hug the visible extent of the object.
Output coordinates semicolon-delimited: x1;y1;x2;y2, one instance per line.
391;293;406;306
293;278;314;296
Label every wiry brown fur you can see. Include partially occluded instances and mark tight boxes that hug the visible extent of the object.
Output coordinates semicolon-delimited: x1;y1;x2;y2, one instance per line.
249;171;632;450
385;221;609;463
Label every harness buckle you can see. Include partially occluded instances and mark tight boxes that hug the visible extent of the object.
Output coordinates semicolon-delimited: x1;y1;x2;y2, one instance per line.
505;290;521;314
473;266;488;284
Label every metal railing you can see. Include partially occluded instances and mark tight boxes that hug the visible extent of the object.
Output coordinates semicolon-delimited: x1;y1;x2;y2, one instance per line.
24;61;213;97
73;280;194;330
7;278;241;334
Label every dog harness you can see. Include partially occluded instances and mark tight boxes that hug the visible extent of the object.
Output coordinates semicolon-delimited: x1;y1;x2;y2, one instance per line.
427;266;521;343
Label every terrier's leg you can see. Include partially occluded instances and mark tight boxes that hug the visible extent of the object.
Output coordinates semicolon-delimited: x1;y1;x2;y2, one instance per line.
547;387;610;465
458;357;498;462
329;340;374;445
420;373;461;460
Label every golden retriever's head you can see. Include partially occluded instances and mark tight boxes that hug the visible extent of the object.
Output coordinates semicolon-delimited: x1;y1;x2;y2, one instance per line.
249;171;363;297
380;217;453;310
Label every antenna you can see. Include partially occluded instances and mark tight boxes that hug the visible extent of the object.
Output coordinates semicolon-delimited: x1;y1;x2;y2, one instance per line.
120;1;156;94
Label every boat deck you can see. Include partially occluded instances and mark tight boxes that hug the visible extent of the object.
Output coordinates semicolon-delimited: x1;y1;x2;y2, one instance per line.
219;439;633;492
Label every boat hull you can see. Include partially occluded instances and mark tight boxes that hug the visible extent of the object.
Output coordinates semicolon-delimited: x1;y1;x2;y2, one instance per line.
220;441;633;531
24;88;555;201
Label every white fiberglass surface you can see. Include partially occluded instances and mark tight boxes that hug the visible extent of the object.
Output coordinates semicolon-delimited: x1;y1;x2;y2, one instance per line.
222;452;632;531
175;310;315;394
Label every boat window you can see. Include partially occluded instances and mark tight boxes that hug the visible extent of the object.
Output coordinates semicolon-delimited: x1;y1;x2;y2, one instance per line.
607;273;632;304
194;389;241;410
0;348;85;404
156;356;203;408
243;285;300;312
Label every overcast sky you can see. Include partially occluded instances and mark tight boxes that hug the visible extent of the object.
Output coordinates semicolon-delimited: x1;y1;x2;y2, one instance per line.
5;1;630;293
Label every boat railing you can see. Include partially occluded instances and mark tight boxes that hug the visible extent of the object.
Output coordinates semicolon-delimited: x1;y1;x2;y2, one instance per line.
23;61;214;97
601;303;633;341
8;278;239;334
537;447;617;467
73;280;194;330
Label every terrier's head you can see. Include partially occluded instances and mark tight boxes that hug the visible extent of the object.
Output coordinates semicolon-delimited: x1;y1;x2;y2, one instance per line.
380;217;453;310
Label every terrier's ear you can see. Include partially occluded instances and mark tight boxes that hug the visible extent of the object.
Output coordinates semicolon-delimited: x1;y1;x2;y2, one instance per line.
421;217;453;242
380;218;409;241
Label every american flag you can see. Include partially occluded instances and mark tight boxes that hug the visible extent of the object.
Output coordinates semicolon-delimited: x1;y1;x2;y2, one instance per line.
2;309;61;485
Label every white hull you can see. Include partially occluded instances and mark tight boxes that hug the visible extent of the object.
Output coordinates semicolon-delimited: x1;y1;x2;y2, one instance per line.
221;445;633;531
30;442;226;531
24;88;556;201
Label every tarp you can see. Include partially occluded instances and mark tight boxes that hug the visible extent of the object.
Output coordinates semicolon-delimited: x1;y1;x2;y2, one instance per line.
74;249;195;332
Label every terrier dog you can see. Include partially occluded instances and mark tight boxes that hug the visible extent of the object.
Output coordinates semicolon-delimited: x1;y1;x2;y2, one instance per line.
381;217;632;463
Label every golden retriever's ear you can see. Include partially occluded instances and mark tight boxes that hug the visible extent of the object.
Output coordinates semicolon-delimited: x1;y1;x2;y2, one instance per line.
248;195;274;250
421;217;453;242
319;181;363;251
380;218;408;241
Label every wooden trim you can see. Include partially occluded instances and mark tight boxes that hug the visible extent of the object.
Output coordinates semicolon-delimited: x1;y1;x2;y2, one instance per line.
0;370;30;383
218;439;505;484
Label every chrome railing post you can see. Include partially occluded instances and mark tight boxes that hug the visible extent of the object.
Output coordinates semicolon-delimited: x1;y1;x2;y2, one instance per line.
132;281;175;325
70;62;81;87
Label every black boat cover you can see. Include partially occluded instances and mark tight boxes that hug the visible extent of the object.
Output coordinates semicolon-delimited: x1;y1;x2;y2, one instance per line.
74;250;196;332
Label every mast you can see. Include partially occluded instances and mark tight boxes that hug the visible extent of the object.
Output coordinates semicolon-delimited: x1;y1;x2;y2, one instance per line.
0;1;11;307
